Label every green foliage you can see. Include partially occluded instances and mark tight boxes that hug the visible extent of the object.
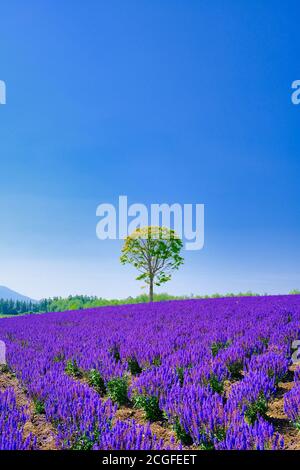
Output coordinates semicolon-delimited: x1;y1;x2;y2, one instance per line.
152;355;161;366
46;292;184;312
244;393;268;424
174;418;193;446
267;367;286;385
143;396;164;422
87;369;106;395
120;226;184;301
132;394;146;409
259;336;269;347
53;353;65;363
227;360;243;380
107;376;129;406
133;394;163;422
70;433;97;450
290;289;300;295
127;357;142;376
213;426;226;443
65;359;82;378
199;441;215;450
110;345;121;362
176;366;185;386
5;291;300;318
0;298;40;316
199;426;226;450
0;364;10;373
208;374;224;394
211;340;230;357
34;399;45;414
174;417;225;449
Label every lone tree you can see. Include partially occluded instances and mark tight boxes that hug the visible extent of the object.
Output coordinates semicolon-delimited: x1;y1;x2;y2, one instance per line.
120;226;184;302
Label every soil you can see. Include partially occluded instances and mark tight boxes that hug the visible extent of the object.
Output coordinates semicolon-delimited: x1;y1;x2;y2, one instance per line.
1;364;300;450
115;406;177;447
266;366;300;450
0;367;57;450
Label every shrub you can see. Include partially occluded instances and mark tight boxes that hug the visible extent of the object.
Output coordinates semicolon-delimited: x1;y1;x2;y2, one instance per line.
107;377;128;406
209;374;224;394
110;346;121;362
144;396;164;422
174;418;193;446
227;360;243;380
34;399;45;414
244;393;268;425
133;395;164;422
199;426;226;450
211;341;229;358
87;369;106;395
70;433;97;450
65;359;82;378
127;357;142;376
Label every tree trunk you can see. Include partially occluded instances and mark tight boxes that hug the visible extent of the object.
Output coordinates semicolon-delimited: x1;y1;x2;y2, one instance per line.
149;278;154;302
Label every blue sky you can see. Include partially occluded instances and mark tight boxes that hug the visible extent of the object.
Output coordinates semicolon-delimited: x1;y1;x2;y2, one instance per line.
0;0;299;299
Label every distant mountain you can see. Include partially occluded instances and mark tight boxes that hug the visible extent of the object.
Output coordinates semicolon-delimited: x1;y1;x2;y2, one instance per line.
0;286;37;302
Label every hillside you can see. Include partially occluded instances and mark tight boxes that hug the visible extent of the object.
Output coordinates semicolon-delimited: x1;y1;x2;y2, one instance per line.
0;286;36;302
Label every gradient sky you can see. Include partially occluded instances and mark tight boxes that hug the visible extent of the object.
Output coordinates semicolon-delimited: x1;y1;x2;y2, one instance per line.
0;0;299;300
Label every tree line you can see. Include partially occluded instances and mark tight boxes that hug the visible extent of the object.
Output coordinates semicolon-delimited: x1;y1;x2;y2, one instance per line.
3;290;297;316
0;294;179;316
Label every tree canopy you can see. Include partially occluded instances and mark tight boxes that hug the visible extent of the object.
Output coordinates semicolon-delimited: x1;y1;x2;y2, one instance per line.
120;226;184;301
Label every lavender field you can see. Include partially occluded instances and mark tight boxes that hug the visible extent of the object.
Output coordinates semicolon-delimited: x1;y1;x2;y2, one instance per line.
1;295;300;450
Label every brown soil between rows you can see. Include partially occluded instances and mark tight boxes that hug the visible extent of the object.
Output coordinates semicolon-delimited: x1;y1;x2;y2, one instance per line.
0;367;57;450
266;366;300;450
115;407;177;447
76;373;179;447
1;363;300;450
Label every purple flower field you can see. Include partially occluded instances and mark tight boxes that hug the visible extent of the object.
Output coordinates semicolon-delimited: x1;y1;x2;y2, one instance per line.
0;295;300;450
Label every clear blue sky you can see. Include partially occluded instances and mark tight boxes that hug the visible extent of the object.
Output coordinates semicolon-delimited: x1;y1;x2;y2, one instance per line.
0;0;299;299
